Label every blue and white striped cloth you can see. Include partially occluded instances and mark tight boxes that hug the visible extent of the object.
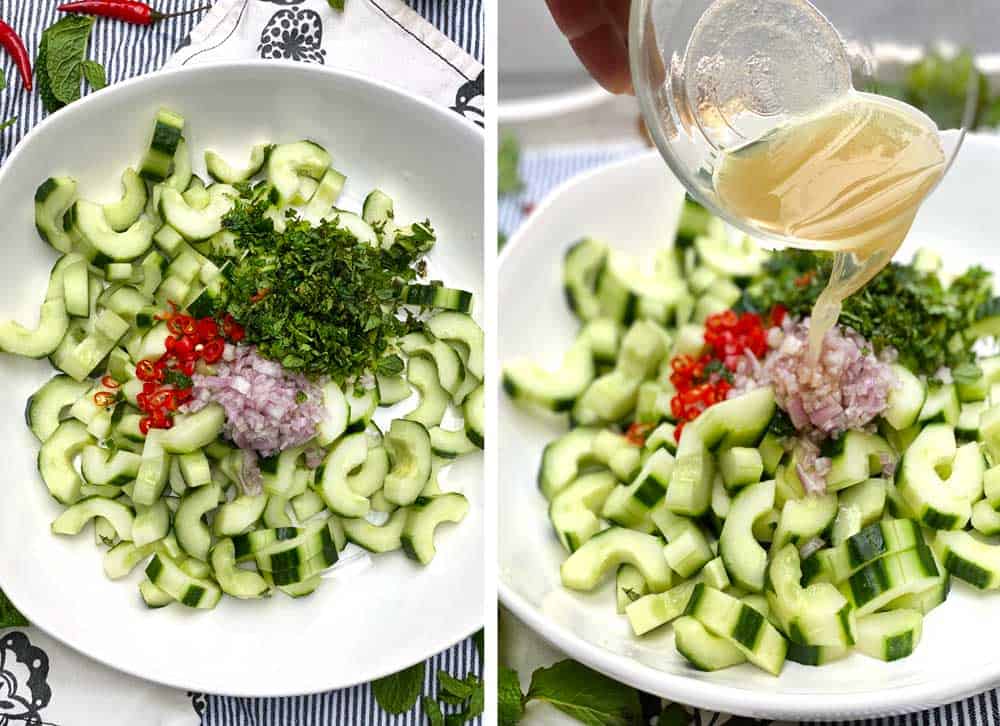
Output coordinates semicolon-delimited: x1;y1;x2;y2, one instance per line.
499;141;1000;726
0;1;482;724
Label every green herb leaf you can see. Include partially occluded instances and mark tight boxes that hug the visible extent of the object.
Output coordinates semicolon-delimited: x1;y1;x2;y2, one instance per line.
377;354;405;376
82;59;106;90
327;0;346;9
498;132;523;195
657;703;690;726
36;33;65;114
952;362;983;385
0;68;5;91
527;660;643;726
163;370;193;389
45;15;96;105
498;667;525;726
373;661;425;715
0;588;28;628
423;697;444;726
438;671;474;701
0;117;16;132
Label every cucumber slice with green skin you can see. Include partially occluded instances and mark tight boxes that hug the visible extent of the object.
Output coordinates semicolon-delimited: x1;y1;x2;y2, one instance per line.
303;168;347;223
856;609;922;661
503;338;595;413
562;238;608;321
232;526;304;562
933;529;1000;589
684;583;787;675
159;184;236;241
579;318;622;367
278;575;321;598
801;518;925;586
675;615;747;671
719;479;775;592
702;556;730;590
344;383;378;433
719;447;763;490
693;387;777;450
318;433;371;517
767;545;856;647
383;419;432;506
81;446;140;486
133;429;171;507
53;309;130;381
400;493;469;564
400;332;464;397
145;552;221;609
984;466;1000;510
758;432;784;477
430;425;476;459
824;429;896;490
267;140;331;205
211;539;270;599
51;496;134;539
427;312;484;381
548;471;617;553
39;420;93;504
25;374;90;442
971;499;1000;535
601;448;674;528
560;527;672;592
348;445;390;497
132;499;170;547
35;176;77;253
182;176;209;208
377;374;411;406
175;483;222;560
918;383;961;426
957;401;987;441
139;578;173;608
711;475;731;521
213;494;268;536
615;564;647;614
180;558;213;579
260;445;306;497
645;422;678;455
205;144;271;184
104;168;148;232
693;231;768;280
341;509;407;553
325;210;378;245
663;427;716;518
103;262;136;283
625;580;699;635
464;384;485;449
886;561;949;614
316;380;348;446
263;497;293;531
291;489;326;521
898;424;981;530
591;430;641;481
103;540;157;579
69;200;156;263
139;109;185;182
663;527;714;578
0;256;71;358
537;427;599;500
62;256;90;317
160;404;225;454
840;545;941;615
772;493;837;549
362;189;394;229
153;223;186;259
883;363;926;430
785;642;849;667
402;285;473;314
178;450;211;488
596;249;687;325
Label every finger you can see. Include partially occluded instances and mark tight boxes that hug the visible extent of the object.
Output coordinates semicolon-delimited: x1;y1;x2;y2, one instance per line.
544;0;606;40
569;21;633;94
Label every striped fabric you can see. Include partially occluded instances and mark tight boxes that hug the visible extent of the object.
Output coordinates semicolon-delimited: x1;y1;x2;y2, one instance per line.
405;0;483;63
500;142;1000;726
0;1;482;724
203;641;482;725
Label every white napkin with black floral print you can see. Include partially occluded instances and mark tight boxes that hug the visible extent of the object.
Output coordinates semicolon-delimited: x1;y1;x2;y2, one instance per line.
165;0;484;126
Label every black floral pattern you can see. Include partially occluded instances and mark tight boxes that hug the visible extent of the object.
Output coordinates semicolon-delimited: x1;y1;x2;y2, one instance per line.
187;692;207;717
451;70;484;126
0;632;53;726
258;8;326;64
259;0;304;4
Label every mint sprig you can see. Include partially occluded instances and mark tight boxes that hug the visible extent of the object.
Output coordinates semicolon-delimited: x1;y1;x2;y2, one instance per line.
372;661;425;715
0;588;28;628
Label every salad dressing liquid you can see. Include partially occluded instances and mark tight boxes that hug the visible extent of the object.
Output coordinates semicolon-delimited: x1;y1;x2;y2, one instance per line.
712;91;946;357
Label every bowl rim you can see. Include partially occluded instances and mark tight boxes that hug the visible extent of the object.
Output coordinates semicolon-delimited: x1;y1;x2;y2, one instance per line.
497;142;1000;719
0;59;484;697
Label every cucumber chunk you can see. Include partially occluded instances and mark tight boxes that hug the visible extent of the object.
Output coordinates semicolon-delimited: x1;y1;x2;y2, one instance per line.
401;493;470;564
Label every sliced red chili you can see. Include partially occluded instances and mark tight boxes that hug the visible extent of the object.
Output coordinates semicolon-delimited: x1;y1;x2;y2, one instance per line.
196;318;218;341
201;339;224;363
93;391;117;407
100;375;120;389
139;416;154;435
173;336;195;359
136;359;157;381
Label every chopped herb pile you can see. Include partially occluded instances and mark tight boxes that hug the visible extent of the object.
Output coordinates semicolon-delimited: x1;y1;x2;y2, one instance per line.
742;250;993;375
215;193;430;381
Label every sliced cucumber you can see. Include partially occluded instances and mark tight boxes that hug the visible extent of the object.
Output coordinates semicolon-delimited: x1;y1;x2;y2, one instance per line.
0;256;71;358
51;496;134;539
549;471;617;553
267;140;331;205
560;527;672;592
159;184;236;240
139;108;185;182
205;144;270;184
401;493;470;564
883;363;926;430
69;200;156;263
503;339;594;413
719;479;775;592
211;539;270;599
674;616;747;671
175;483;222;560
383;419;432;506
25;374;90;442
856;609;922;662
34;176;77;253
104;168;148;232
537;427;600;500
39;420;93;504
145;552;221;609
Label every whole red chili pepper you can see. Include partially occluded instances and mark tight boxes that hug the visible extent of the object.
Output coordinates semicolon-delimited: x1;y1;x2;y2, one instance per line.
58;1;210;26
0;19;32;91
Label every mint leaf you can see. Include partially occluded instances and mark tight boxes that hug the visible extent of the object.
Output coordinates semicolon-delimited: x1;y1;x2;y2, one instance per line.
163;369;193;389
82;59;106;91
527;660;643;726
423;696;444;726
0;117;16;132
0;588;28;628
36;33;65;114
44;15;95;105
373;661;425;715
498;667;524;726
328;0;345;9
438;671;475;701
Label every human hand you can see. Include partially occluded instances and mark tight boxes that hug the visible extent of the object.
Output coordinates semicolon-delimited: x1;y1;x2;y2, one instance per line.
544;0;632;94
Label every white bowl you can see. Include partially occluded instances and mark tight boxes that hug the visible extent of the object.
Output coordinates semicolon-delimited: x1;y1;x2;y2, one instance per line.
0;61;483;696
499;135;1000;720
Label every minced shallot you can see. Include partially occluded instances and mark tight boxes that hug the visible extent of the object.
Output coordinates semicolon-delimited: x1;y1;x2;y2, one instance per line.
184;344;325;458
